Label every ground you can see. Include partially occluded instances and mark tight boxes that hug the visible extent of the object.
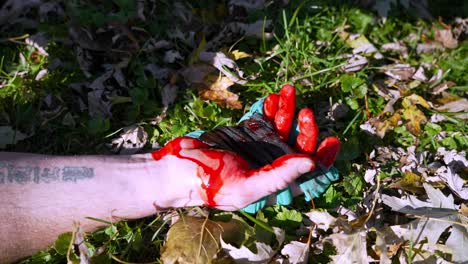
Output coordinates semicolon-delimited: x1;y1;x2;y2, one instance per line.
0;0;467;263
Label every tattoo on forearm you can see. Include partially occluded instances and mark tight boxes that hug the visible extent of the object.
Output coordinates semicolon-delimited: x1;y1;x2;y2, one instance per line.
0;162;95;184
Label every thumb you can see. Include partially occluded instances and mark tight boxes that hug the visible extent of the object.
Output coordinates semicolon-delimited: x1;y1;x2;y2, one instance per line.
245;154;315;197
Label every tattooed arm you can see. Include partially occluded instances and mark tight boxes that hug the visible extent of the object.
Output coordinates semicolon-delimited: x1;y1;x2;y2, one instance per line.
0;147;313;263
0;152;169;263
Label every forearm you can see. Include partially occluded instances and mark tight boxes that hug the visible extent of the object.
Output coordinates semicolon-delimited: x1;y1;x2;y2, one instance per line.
0;152;161;263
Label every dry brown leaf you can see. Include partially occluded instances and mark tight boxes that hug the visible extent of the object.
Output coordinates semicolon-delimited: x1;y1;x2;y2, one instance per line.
382;64;415;81
435;96;468;113
366;112;402;138
416;42;444;54
339;31;383;59
435;28;458;49
198;75;242;109
341;54;368;72
381;42;408;58
402;104;426;136
430;81;456;94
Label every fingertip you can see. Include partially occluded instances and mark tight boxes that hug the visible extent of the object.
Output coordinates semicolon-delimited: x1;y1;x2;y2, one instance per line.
315;136;340;168
264;93;279;121
272;154;315;175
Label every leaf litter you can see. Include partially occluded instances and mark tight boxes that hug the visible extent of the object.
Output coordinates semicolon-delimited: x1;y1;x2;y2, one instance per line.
1;0;467;263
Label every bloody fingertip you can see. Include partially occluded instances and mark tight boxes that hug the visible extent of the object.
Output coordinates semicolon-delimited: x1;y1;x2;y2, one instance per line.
314;136;341;169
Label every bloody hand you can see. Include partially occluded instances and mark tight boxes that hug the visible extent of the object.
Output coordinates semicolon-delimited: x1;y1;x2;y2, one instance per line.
151;137;315;210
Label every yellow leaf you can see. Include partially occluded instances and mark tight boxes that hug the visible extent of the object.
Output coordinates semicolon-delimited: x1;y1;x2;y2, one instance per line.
402;94;431;109
231;50;251;60
401;104;426;136
344;34;372;49
369;113;401;138
198;75;242;109
390;171;425;194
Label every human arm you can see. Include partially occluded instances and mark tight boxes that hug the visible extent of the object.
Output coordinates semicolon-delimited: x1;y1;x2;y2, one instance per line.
0;145;314;263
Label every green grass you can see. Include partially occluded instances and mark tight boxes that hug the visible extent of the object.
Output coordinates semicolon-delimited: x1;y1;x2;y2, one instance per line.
1;0;467;262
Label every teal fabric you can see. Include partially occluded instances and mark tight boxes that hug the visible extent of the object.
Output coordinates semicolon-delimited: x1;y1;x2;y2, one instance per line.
187;97;339;213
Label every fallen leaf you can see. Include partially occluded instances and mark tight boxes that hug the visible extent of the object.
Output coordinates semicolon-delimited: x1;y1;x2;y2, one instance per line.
198;75;242;109
161;216;223;264
325;231;369;264
341;54;368;72
390;171;425;193
430;81;456;94
339;32;383;59
230;50;251;60
221;227;284;264
199;51;247;84
428;68;443;83
435;98;468;113
411;66;427;82
305;211;337;231
400;94;430;136
435;166;468;200
382;64;415;81
381;42;408;58
435;28;458;49
110;125;148;155
402;104;426;136
280;241;309;264
382;184;468;262
361;112;401;139
372;227;402;264
0;126;29;148
402;94;431;109
416;42;444;54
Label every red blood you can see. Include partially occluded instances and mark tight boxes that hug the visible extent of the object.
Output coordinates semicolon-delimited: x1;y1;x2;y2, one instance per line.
247;153;315;176
151;137;247;207
274;85;296;141
263;93;279;121
295;108;319;154
151;137;209;160
314;136;340;169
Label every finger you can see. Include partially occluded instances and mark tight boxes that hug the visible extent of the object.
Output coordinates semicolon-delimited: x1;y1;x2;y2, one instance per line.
245;154;315;199
295;108;319;154
151;137;209;160
263;93;279;121
314;136;340;169
274;84;296;141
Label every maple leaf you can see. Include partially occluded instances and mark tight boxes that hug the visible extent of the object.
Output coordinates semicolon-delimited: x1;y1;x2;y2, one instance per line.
382;183;468;263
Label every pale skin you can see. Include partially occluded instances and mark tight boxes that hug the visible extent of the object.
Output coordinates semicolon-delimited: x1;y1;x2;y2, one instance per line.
0;143;314;263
